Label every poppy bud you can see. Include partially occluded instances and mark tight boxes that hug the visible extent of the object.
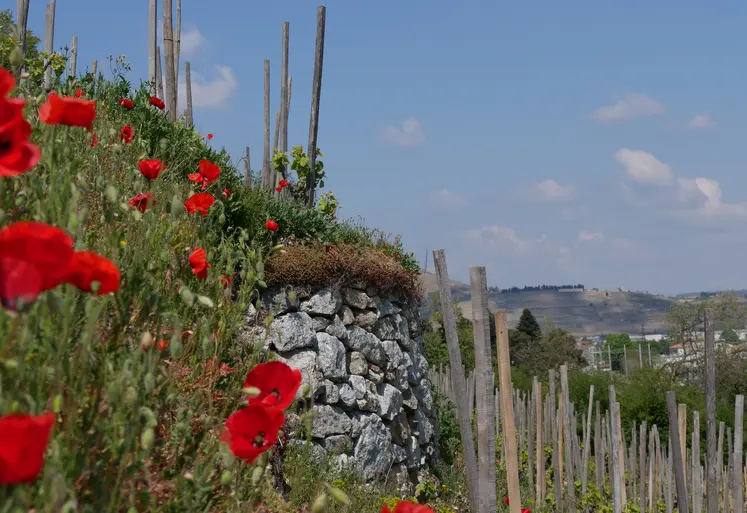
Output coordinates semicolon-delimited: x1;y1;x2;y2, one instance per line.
20;72;30;79
326;485;350;505
144;372;155;394
140;406;157;428
218;214;226;224
242;386;261;397
124;386;138;407
220;470;233;486
53;394;63;413
105;185;118;203
170;195;183;215
311;492;328;513
251;465;264;486
2;359;17;370
141;427;155;451
140;332;154;350
9;47;24;68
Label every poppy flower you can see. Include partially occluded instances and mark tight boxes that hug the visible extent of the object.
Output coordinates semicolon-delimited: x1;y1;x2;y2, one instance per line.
0;67;15;97
221;405;284;463
184;193;215;216
157;339;169;351
148;96;165;110
120;126;133;143
128;193;155;213
390;502;435;513
279;179;288;188
39;93;96;131
220;275;232;289
188;160;221;190
222;188;230;198
206;133;213;140
0;412;56;485
74;88;83;98
381;507;392;513
243;361;302;412
265;220;278;232
504;498;509;505
0;222;74;309
521;509;531;513
275;187;282;193
63;250;121;295
138;159;166;180
89;132;98;149
188;248;211;280
0;95;41;177
118;98;134;109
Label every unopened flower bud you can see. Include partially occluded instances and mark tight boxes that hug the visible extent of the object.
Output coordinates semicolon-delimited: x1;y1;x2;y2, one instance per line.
141;427;155;451
124;386;138;407
140;332;154;350
242;386;261;397
9;47;24;68
220;470;233;486
251;465;264;486
311;492;328;513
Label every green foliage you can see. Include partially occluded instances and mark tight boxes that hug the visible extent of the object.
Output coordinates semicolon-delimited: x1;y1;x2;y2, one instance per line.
516;308;542;340
433;389;461;464
604;333;634;349
721;327;739;343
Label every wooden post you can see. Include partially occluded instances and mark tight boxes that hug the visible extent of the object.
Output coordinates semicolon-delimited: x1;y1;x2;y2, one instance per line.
704;307;717;513
470;267;496;513
550;370;562;510
244;146;252;187
91;60;97;79
148;0;157;93
43;0;56;90
495;310;522;513
156;45;164;99
305;5;326;208
595;400;603;493
560;365;576;505
639;420;647;512
693;411;701;513
262;59;271;189
535;377;544;504
279;21;290;192
733;395;744;513
638;343;643;369
162;0;177;122
16;0;30;59
679;403;688;485
184;61;193;127
432;250;479;513
610;386;623;513
667;391;690;513
582;385;594;493
69;36;78;78
174;0;181;96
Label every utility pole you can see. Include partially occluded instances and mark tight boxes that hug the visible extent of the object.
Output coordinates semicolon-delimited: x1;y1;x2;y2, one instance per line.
647;343;652;367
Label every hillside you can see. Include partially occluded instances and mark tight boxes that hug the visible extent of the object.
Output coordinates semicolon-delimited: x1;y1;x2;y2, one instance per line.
420;272;675;335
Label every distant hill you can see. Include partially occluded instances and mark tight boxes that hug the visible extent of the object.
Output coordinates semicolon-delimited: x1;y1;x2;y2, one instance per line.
419;272;675;336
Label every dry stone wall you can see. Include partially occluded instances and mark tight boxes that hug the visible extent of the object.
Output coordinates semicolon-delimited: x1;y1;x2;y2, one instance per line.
248;282;438;484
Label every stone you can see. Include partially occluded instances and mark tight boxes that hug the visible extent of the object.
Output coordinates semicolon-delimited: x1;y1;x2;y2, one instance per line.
244;303;258;323
412;379;434;415
372;296;401;317
300;288;343;316
403;352;421;385
381;340;404;372
321;434;352;455
321;379;340;404
317;333;347;380
367;364;384;385
354;309;378;331
348;412;376;439
261;287;300;315
288;440;326;464
405;436;422;469
311;405;352;438
345;326;386;366
377;383;403;421
347;352;368;375
332;454;355;471
401;389;419;411
413;352;429;378
325;315;348;340
386;463;412;494
410;409;435;445
340;306;355;326
343;288;373;309
389;411;411;445
391;444;407;464
312;316;331;332
338;383;357;408
269;312;316;352
348;375;369;399
366;286;378;297
373;314;408;343
354;415;393;480
277;350;324;400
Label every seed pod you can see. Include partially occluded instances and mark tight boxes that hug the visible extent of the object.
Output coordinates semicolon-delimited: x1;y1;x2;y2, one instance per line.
251;465;264;486
220;470;233;486
9;47;24;68
144;373;155;394
311;492;328;513
326;484;350;505
141;427;155;451
124;386;138;407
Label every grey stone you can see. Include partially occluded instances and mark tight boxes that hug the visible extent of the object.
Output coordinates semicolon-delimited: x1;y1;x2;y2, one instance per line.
317;333;347;380
377;383;403;421
414;352;429;378
348;352;368;375
340;306;355;326
312;316;331;332
348;412;376;439
354;309;379;331
288;440;326;464
366;286;378;297
269;312;316;352
343;288;373;310
262;287;300;315
345;326;386;366
348;375;369;399
391;444;407;464
354;415;393;480
301;288;342;316
389;411;411;445
403;352;421;385
372;296;401;317
381;340;404;372
332;454;355;471
325;315;348;340
373;314;408;343
410;409;435;445
321;379;340;404
321;434;352;455
402;389;419;411
311;405;352;438
367;364;384;385
245;303;258;323
405;436;422;469
386;463;412;494
338;383;357;408
277;350;323;400
412;379;434;415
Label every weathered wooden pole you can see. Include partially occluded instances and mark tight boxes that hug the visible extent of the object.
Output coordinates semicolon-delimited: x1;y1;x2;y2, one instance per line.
262;59;271;189
69;36;78;78
43;1;56;90
16;0;30;58
156;45;164;99
432;250;479;513
610;386;623;513
733;395;744;513
162;0;177;122
534;377;544;504
174;0;181;96
470;267;497;513
278;21;290;196
148;0;157;94
305;5;326;208
667;391;690;513
582;385;594;493
704;307;717;513
244;146;252;187
184;61;193;127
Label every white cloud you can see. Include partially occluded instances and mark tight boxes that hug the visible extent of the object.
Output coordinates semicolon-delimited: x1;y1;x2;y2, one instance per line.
179;26;205;58
578;231;604;243
591;93;664;123
673;177;747;218
464;226;539;253
178;65;237;109
614;148;674;185
521;179;575;202
381;118;425;148
687;114;716;129
429;189;467;207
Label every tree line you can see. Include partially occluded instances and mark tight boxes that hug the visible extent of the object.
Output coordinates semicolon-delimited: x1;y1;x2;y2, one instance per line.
486;283;585;293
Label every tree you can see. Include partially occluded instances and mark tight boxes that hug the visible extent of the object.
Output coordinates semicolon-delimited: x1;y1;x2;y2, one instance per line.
516;308;542;340
605;333;634;350
721;327;739;344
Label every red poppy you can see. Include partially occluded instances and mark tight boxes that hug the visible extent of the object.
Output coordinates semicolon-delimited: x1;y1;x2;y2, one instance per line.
521;509;531;513
0;67;14;97
0;92;40;177
0;222;74;309
188;160;221;190
120;126;133;143
128;193;155;213
504;498;510;505
184;193;215;216
39;93;96;131
222;188;230;198
138;159;166;180
90;132;98;149
63;251;121;295
279;179;288;188
243;361;301;412
157;339;169;351
392;502;435;513
148;96;165;110
188;248;211;280
74;88;83;98
275;186;282;193
221;406;284;463
0;412;55;485
118;98;134;109
220;275;232;289
206;133;213;140
265;220;278;232
381;507;392;513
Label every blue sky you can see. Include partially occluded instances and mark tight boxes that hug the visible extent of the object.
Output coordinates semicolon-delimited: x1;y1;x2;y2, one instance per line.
21;0;747;295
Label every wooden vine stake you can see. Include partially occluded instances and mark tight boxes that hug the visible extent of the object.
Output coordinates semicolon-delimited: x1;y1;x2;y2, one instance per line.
184;61;193;127
496;310;521;513
162;0;177;122
432;250;479;513
262;59;271;189
174;0;182;98
156;45;164;99
16;0;30;58
704;307;717;513
470;267;496;513
244;146;252;187
734;395;744;513
667;391;690;513
305;5;326;207
69;36;78;78
148;0;157;94
43;0;56;90
277;21;290;197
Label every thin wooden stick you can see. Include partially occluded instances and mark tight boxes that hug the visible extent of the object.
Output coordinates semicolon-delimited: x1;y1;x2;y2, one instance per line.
16;0;30;59
148;0;157;93
278;21;290;195
582;385;594;494
156;45;164;99
610;387;623;513
496;310;521;513
244;146;252;187
69;36;78;78
174;0;181;96
162;0;177;122
262;59;271;189
667;391;690;513
184;61;193;127
305;5;326;208
733;395;744;513
43;0;56;90
534;377;544;503
704;307;718;513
